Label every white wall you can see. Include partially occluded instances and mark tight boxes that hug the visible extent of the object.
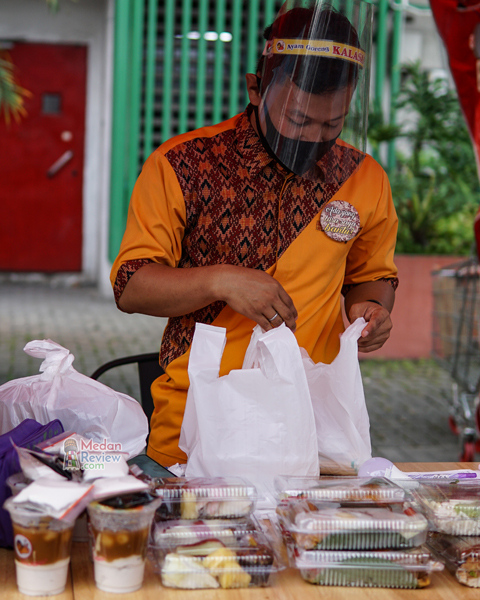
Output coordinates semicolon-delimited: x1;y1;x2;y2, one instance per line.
0;0;113;287
368;8;452;162
402;12;450;73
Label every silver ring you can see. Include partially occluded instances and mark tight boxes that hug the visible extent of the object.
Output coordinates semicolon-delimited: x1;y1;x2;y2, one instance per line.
268;312;279;322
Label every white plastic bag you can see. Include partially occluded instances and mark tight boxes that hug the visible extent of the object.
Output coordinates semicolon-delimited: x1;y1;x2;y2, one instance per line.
302;318;372;475
179;323;319;494
0;340;148;458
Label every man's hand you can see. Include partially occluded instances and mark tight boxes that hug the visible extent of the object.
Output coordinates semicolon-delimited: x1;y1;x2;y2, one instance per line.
348;301;393;352
119;262;298;332
215;265;298;332
343;280;395;353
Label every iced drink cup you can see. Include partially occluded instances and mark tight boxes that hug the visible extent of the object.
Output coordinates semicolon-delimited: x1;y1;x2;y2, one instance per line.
4;500;74;596
87;497;160;593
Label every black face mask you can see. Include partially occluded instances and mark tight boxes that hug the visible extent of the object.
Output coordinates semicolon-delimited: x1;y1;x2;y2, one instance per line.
253;103;338;176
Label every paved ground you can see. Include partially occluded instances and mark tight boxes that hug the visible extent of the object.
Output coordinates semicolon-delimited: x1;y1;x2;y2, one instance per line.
0;280;469;464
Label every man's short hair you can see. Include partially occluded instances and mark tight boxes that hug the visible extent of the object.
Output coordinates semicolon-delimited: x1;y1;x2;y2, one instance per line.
257;6;361;95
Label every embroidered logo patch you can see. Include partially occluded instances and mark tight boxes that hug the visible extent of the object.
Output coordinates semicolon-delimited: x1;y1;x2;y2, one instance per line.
319;200;360;242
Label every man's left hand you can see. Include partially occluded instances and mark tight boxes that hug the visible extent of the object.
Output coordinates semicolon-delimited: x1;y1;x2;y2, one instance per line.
348;301;393;353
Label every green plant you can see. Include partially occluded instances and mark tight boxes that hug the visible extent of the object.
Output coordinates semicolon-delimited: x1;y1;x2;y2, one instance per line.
0;0;78;123
391;152;477;254
368;62;480;255
367;106;402;155
0;53;30;124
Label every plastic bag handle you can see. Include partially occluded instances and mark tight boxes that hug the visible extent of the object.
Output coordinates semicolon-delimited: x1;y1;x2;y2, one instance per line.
243;324;304;381
255;324;305;383
341;317;367;343
23;340;74;380
23;339;70;360
188;323;227;380
242;324;264;370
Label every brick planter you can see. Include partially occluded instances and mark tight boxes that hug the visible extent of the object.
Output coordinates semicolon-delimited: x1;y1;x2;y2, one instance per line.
366;254;463;360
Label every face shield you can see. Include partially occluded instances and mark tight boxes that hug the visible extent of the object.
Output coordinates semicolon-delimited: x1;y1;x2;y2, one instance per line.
255;0;373;183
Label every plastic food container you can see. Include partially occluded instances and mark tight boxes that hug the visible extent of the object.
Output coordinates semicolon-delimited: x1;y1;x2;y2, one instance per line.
151;518;258;548
153;477;257;520
414;481;480;535
275;476;406;504
276;500;428;550
293;546;443;588
149;519;281;589
427;532;480;587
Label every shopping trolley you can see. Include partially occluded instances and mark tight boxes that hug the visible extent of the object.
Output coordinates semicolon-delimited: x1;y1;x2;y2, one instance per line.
432;255;480;461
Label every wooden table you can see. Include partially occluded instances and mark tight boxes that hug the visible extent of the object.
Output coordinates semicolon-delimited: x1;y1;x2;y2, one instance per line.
2;463;480;599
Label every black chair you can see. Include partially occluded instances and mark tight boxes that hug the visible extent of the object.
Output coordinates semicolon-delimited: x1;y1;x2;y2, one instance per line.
90;353;164;427
90;353;175;477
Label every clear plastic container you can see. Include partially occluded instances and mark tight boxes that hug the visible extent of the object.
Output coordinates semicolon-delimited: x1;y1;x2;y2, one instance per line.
427;532;480;587
87;495;161;594
4;498;74;596
149;518;281;589
6;472;30;497
414;481;480;535
293;546;443;588
153;477;257;520
151;518;258;548
276;500;428;550
275;476;406;504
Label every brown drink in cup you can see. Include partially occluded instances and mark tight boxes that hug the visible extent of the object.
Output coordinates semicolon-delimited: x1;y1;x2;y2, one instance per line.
87;494;160;593
5;499;74;596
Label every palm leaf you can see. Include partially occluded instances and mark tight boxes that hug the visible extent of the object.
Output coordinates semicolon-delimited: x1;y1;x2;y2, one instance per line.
0;54;31;124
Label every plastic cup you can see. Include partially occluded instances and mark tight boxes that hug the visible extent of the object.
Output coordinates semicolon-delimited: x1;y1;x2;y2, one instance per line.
87;498;160;593
4;499;74;596
6;472;30;497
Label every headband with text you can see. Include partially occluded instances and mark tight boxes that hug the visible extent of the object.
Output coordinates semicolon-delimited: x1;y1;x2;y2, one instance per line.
264;38;365;68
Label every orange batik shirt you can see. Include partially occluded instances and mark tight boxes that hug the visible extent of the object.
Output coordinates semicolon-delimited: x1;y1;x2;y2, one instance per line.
111;110;398;467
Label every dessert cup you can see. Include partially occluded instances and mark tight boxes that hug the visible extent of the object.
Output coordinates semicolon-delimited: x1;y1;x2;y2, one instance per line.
5;499;74;596
87;496;160;593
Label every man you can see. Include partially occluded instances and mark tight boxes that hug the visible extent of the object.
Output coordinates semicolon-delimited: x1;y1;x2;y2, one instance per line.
110;0;398;467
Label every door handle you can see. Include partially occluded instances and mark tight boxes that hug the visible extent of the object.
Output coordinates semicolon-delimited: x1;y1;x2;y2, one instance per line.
46;150;74;178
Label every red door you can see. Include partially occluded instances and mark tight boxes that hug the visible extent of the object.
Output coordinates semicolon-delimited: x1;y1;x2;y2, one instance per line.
0;43;87;272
